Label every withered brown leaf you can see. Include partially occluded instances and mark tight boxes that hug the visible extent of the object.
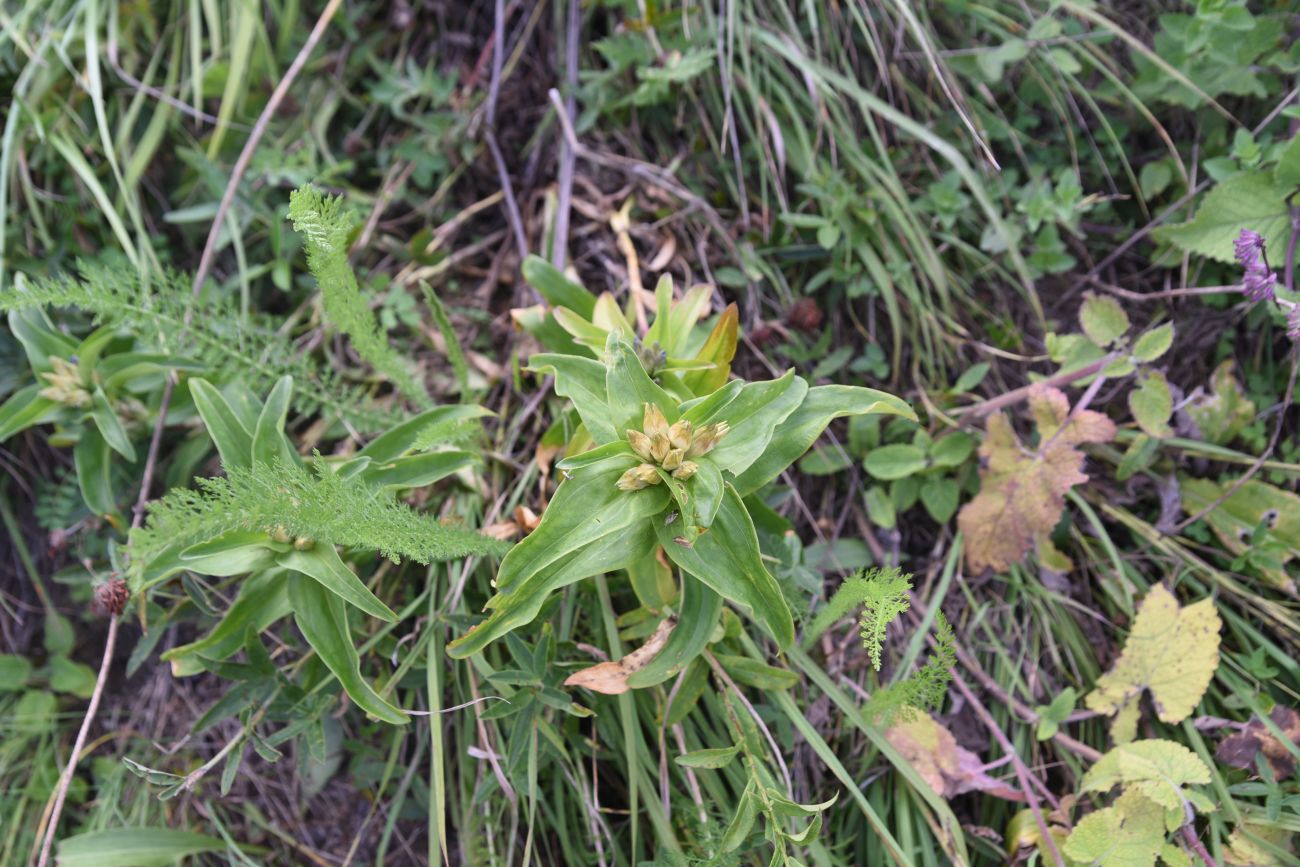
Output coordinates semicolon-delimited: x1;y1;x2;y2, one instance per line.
958;386;1116;573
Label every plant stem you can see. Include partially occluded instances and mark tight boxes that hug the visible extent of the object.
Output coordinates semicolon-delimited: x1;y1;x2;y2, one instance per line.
35;615;119;867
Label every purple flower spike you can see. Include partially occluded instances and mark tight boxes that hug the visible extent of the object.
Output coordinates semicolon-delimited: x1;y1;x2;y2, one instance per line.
1234;229;1266;268
1235;228;1278;304
1243;268;1277;302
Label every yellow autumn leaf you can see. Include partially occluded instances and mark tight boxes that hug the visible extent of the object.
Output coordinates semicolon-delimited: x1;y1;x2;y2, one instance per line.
1081;740;1212;814
1063;789;1167;867
958;385;1115;573
1086;586;1221;742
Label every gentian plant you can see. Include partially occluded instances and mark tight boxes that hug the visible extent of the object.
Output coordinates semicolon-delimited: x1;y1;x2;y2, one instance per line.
448;276;914;687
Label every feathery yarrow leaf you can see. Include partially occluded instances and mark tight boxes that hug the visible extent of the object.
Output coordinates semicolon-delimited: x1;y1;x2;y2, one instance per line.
289;185;430;407
131;459;506;569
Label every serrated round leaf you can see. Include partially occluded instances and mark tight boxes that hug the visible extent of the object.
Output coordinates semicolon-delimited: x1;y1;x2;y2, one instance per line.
863;444;927;480
1132;323;1175;362
1129;373;1173;438
1080;292;1131;347
1063;790;1166;867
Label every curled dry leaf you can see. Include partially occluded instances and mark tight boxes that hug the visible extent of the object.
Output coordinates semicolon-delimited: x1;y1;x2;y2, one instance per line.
1216;706;1300;779
884;712;1025;801
958;385;1116;574
564;617;676;695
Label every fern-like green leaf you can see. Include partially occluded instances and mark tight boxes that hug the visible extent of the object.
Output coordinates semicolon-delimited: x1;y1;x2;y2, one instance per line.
289;185;431;407
867;612;955;726
130;459;507;574
804;566;911;669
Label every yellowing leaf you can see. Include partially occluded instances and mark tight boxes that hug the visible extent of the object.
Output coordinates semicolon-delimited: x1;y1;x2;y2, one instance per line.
1085;586;1221;740
563;617;675;695
1181;478;1300;595
884;712;1024;801
1160;843;1193;867
1064;789;1167;867
1081;740;1213;814
1185;360;1255;446
958;386;1115;573
1080;291;1131;347
1130;372;1173;438
1224;822;1294;866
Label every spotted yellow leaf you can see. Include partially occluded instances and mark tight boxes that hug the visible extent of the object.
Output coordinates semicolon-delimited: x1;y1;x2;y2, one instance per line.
1086;586;1221;741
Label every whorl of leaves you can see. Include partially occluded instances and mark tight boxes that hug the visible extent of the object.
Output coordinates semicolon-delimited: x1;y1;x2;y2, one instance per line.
131;459;507;569
289;185;430;407
4;262;397;430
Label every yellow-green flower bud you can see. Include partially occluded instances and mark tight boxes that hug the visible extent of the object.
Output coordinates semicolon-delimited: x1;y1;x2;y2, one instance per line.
668;419;693;451
672;461;698;480
627;429;655;462
38;357;92;409
688;421;729;457
650;432;671;462
642;403;670;439
661;447;685;471
616;463;663;491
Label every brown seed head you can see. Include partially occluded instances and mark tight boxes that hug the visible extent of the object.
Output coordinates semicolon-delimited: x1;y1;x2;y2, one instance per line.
94;578;129;617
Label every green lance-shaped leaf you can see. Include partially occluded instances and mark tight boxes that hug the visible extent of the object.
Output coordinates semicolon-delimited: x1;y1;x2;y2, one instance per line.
683;370;807;476
179;529;277;576
277;544;398;623
90;387;135;460
526;353;617;442
74;426;116;515
252;375;298;467
0;384;58;441
733;384;916;496
656;483;794;649
288;573;408;725
162;569;291;675
189;378;255;470
55;827;230;867
355;403;493;463
627;574;723;688
447;454;668;658
357;450;477;491
604;335;680;437
521;254;598;317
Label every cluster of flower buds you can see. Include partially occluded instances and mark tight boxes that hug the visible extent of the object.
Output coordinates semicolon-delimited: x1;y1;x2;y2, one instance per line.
38;356;92;408
617;403;728;491
1234;229;1278;303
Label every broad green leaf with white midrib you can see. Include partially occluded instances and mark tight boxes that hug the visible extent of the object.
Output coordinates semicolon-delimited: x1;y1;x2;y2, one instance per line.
683;370;807;476
626;574;723;688
446;458;668;658
277;545;397;623
526;353;616;442
733;384;917;496
656;484;795;649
